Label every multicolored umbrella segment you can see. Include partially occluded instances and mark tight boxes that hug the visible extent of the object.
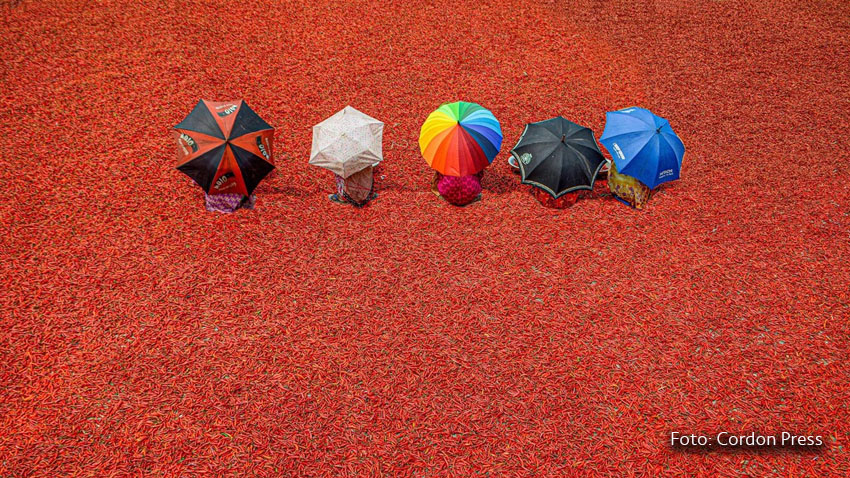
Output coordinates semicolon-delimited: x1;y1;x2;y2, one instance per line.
174;100;274;196
599;107;685;190
419;101;502;176
310;106;384;178
510;117;606;198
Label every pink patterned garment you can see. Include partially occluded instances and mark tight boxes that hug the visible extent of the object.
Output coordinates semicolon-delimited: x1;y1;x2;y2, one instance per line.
335;174;346;196
436;172;483;206
204;193;256;213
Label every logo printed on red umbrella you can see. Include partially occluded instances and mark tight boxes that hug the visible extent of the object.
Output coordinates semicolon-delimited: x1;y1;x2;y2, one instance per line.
179;133;198;153
257;136;270;160
214;172;236;191
216;104;238;117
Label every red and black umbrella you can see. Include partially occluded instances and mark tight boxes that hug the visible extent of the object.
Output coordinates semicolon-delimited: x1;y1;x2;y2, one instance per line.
173;100;275;196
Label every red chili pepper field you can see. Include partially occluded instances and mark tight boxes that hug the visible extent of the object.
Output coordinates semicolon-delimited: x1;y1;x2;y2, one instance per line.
2;0;849;476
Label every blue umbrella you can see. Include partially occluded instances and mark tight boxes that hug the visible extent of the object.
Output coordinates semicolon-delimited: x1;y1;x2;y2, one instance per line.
599;107;685;190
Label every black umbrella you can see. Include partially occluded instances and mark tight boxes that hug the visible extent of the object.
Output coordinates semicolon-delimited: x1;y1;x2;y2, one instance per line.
509;117;606;198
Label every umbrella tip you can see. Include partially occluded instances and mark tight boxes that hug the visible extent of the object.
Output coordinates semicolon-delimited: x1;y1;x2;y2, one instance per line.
561;134;566;143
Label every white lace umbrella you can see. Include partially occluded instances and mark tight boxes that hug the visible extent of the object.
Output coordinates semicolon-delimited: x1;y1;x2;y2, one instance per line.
309;106;384;178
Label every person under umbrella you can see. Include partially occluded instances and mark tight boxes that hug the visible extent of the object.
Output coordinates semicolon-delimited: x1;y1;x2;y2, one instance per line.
509;117;606;208
607;160;651;209
173;99;275;213
599;106;685;208
331;164;376;206
419;101;502;206
310;106;383;207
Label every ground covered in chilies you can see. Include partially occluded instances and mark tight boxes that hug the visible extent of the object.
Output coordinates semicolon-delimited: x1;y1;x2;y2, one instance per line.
2;0;849;476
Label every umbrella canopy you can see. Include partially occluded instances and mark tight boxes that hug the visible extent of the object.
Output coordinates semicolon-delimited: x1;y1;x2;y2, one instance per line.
510;117;606;198
419;101;502;176
599;107;685;190
174;100;275;196
310;106;383;178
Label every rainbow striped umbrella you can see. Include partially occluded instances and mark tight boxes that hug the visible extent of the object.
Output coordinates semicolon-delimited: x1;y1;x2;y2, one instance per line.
419;101;502;176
